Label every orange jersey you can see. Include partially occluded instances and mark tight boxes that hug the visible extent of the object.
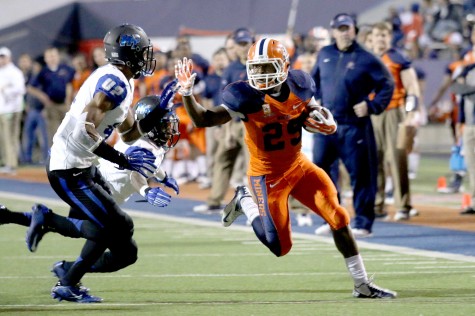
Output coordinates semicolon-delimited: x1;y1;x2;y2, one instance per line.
222;70;315;176
175;105;206;154
72;69;92;96
448;59;465;74
463;50;475;65
381;49;411;110
143;68;168;95
221;69;350;256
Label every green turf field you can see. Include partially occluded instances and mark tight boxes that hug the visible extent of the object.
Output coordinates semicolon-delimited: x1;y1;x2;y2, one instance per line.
1;194;475;315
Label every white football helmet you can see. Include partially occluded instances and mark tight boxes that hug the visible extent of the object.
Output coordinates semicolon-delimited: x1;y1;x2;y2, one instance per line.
246;38;290;90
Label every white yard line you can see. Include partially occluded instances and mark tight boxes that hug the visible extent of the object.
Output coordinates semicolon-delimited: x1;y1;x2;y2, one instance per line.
1;269;474;281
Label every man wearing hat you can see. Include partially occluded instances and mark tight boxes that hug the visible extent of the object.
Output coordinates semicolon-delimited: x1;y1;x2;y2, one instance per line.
311;13;395;237
0;47;25;174
193;27;255;213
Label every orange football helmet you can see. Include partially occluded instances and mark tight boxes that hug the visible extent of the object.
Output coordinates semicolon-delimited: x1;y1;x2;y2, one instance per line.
246;38;290;90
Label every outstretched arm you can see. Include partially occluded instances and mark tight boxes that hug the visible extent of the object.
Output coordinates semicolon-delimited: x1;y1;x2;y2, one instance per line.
175;57;232;127
80;93;156;177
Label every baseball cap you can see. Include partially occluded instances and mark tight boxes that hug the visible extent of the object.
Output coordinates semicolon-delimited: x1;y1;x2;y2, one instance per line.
0;47;11;57
232;27;254;43
330;14;355;29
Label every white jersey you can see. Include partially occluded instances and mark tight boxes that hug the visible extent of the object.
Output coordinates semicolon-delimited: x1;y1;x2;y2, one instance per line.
49;64;134;171
97;139;166;205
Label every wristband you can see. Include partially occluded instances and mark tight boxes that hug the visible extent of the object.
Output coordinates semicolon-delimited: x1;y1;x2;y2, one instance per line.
405;95;418;112
179;88;193;97
93;141;128;168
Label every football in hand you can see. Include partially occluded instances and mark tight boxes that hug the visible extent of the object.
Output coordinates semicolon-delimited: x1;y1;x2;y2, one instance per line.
302;106;337;135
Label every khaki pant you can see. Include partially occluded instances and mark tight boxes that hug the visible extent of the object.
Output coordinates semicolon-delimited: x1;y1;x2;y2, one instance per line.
371;107;412;212
207;120;249;206
463;126;475;207
0;112;22;168
45;103;69;146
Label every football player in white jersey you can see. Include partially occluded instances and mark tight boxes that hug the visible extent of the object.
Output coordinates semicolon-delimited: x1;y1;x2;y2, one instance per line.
20;24;181;303
0;95;181;302
0;98;181;227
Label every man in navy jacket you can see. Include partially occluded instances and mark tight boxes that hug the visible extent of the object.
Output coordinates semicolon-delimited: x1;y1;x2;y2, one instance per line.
311;13;394;237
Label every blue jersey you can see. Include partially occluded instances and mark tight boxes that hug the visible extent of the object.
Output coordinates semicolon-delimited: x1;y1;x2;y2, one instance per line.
203;73;223;106
221;60;247;90
311;42;394;124
30;64;75;103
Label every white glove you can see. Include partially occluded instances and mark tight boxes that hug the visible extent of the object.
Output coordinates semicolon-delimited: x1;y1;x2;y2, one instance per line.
174;57;196;96
303;105;337;135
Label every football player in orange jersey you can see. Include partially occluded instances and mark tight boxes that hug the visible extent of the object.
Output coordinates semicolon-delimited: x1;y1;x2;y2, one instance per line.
175;38;396;299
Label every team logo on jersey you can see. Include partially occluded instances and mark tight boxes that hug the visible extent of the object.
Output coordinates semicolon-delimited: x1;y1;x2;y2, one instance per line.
346;61;355;70
120;34;140;49
292;102;303;110
262;104;273;117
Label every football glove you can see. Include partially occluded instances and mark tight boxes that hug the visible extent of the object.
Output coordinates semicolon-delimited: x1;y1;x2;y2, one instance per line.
160;174;179;195
303;106;337;135
175;57;196;96
146;187;171;207
123;146;157;178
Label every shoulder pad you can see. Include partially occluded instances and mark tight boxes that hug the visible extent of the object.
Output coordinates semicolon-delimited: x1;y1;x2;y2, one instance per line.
287;70;316;100
95;74;128;108
222;81;264;115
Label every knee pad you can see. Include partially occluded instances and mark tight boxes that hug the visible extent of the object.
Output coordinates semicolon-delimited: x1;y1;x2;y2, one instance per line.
112;213;135;238
120;239;138;268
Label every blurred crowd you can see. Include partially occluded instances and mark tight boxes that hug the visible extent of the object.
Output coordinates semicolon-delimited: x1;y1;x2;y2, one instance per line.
371;0;475;61
0;0;474;193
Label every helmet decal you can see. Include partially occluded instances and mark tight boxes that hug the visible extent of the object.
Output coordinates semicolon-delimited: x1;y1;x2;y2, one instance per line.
119;34;141;49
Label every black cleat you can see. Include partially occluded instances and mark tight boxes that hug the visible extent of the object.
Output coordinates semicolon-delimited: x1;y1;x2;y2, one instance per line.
25;204;50;252
51;282;102;303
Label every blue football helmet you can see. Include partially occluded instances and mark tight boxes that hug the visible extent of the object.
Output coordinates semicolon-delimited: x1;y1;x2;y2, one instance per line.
134;95;180;151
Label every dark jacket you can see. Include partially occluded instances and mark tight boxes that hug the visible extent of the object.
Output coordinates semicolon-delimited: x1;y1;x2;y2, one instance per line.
311;41;394;124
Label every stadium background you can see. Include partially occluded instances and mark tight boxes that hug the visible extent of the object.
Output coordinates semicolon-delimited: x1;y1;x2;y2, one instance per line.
0;0;471;236
1;1;475;313
0;0;472;239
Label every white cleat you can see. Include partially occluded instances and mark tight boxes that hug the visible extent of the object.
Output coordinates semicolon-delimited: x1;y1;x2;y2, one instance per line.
221;186;251;227
296;213;313;227
314;224;332;236
353;280;397;299
351;228;373;238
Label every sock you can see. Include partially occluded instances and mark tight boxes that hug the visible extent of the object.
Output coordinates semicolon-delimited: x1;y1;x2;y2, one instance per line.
345;254;369;286
0;210;31;226
408;152;420;174
240;196;259;222
196;155;207;176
